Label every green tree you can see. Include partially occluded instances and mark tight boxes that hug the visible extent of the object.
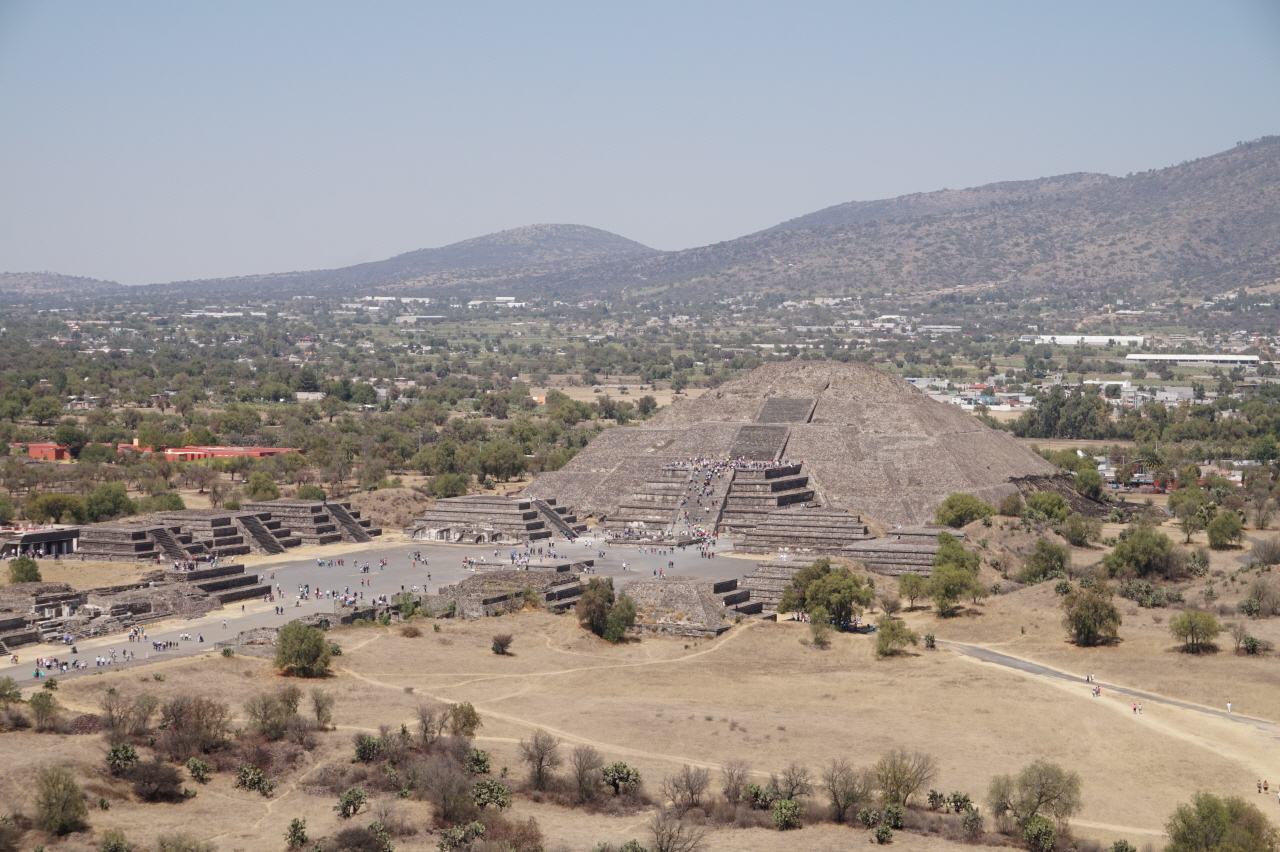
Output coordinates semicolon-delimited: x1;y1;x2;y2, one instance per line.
35;766;88;835
875;616;920;657
1102;523;1177;578
1059;512;1101;547
477;440;525;482
26;492;87;524
429;473;469;498
577;577;616;637
930;534;981;616
987;760;1082;831
1169;609;1221;653
274;621;331;677
1165;791;1277;852
935;493;994;528
1076;468;1104;500
1061;585;1122;647
449;702;483;738
296;484;326;500
1207;511;1244;550
245;471;280;502
54;422;90;458
897;573;928;609
26;396;64;425
8;555;41;584
86;482;135;522
604;593;637;643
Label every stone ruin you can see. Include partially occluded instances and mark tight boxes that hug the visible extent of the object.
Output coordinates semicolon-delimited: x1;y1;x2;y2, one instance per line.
840;525;965;576
623;575;763;637
75;500;381;561
527;361;1054;529
406;496;586;544
421;567;587;619
734;507;874;555
0;562;271;651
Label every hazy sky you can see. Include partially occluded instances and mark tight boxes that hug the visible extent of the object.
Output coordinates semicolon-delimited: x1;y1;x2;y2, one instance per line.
2;1;1278;286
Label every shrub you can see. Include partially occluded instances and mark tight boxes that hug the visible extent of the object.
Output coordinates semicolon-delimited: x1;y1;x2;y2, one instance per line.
156;833;216;852
873;824;894;844
130;759;185;803
234;764;275;797
1019;539;1069;584
772;798;803;830
603;761;643;796
35;766;87;835
883;804;905;829
874;617;919;657
936;493;994;528
1111;841;1137;852
1164;792;1278;852
7;555;40;584
158;696;232;761
335;786;369;819
874;748;936;808
1022;816;1055;852
296;485;326;501
1062;585;1122;647
285;818;308;850
962;807;985;839
997;493;1025;517
106;743;139;776
660;765;711;816
28;690;59;732
274;621;331;678
354;735;386;763
311;689;335;729
1060;513;1101;547
471;779;512;810
100;829;132;852
1054;579;1073;595
464;748;491;775
857;808;881;828
449;702;482;738
186;757;211;783
1026;492;1070;523
491;634;513;655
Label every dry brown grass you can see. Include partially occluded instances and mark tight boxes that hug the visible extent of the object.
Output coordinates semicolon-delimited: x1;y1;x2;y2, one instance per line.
0;559;153;590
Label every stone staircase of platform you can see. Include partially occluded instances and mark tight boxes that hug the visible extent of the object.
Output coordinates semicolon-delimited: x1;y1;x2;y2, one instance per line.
728;424;790;461
531;498;579;539
719;464;816;533
610;469;690;530
755;397;816;424
149;526;189;560
670;468;736;535
172;562;272;605
236;513;287;554
326;503;374;542
734;508;873;555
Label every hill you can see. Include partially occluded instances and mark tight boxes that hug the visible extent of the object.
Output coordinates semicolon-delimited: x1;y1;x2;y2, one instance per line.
0;272;124;300
150;223;657;298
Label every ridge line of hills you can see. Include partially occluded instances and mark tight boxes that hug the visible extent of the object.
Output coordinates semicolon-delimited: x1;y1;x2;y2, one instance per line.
4;135;1278;302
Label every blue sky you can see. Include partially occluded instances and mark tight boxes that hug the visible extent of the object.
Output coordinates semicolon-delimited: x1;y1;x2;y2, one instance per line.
1;1;1278;286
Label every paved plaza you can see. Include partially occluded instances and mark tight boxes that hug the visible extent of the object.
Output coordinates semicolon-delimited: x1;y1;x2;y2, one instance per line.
8;532;760;685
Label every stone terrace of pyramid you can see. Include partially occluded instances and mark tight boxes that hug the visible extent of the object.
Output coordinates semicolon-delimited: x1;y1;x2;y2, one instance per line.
527;361;1054;528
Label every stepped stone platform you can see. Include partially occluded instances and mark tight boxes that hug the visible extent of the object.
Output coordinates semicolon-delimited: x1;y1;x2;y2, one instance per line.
406;496;585;544
624;576;761;637
242;500;381;544
841;525;963;576
527;361;1055;527
719;465;817;532
734;507;872;554
75;524;200;562
739;561;807;614
423;569;585;619
138;509;303;556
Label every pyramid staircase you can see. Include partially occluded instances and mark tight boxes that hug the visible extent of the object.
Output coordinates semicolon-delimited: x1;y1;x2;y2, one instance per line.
531;498;580;539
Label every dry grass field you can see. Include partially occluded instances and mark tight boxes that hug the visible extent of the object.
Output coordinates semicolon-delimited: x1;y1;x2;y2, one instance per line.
0;559;154;590
4;578;1277;852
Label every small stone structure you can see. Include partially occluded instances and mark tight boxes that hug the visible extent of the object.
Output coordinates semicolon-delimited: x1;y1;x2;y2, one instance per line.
406;496;586;544
840;526;963;576
243;499;381;544
734;507;872;554
423;568;585;619
738;561;806;615
75;523;197;562
624;575;762;637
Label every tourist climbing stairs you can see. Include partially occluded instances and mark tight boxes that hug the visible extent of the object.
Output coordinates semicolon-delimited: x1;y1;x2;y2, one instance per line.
236;513;287;554
326;503;372;542
149;527;189;560
667;468;736;535
531;499;577;540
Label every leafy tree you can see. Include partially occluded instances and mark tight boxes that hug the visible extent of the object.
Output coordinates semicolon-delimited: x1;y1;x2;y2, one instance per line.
897;574;928;609
54;422;90;458
26;492;87;524
998;492;1025;517
935;493;994;528
0;675;21;705
930;534;981;616
245;471;280;502
8;555;41;584
1169;609;1221;653
274;621;331;677
449;701;482;738
429;473;469;498
1165;791;1277;852
987;760;1082;830
1076;468;1104;500
1103;523;1178;578
29;689;59;730
27;396;64;425
35;766;88;835
875;616;920;657
604;593;637;643
472;778;512;810
577;577;635;642
1062;585;1122;646
779;558;874;623
477;440;525;482
1059;513;1101;547
0;496;13;525
1208;510;1244;550
1020;539;1070;584
86;482;135;522
296;484;326;500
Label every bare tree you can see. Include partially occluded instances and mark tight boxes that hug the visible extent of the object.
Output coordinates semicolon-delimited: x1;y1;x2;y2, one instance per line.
569;745;603;804
874;748;937;808
416;703;450;749
822;758;874;823
648;807;708;852
661;765;711;815
721;759;752;806
518;730;562;791
775;762;813;800
1229;621;1250;654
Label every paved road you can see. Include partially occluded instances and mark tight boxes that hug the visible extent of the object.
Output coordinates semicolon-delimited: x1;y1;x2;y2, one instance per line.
943;640;1280;734
8;533;755;687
